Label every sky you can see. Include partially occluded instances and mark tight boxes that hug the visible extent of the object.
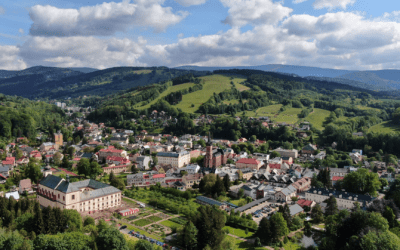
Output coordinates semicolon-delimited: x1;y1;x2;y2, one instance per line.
1;0;400;70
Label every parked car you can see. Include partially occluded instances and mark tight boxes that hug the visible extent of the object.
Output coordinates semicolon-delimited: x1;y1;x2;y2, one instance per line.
119;225;127;230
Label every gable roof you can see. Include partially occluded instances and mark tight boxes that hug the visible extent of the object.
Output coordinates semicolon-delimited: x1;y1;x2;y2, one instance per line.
289;204;304;216
40;175;63;189
237;158;260;165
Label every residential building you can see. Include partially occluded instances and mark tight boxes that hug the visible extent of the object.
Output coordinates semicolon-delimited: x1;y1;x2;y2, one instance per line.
103;165;130;175
54;132;63;147
106;156;131;166
302;144;317;155
272;148;298;158
40;142;59;151
157;151;190;168
0;166;10;177
98;148;127;160
236;158;262;170
297;199;315;208
179;164;200;174
289;204;304;216
19;179;33;194
291;177;312;193
136;156;152;170
274;185;297;201
268;157;282;169
37;175;122;213
305;187;374;209
127;173;182;187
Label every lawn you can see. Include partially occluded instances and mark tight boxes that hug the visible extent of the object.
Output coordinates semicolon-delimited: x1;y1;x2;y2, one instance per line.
133;219;152;227
304;108;331;130
316;224;325;229
175;75;244;113
283;241;301;250
160;220;183;229
368;121;400;134
225;235;264;250
272;108;302;124
228;198;247;206
148;216;163;222
136;82;195;109
223;226;254;238
237;104;282;117
234;82;250;92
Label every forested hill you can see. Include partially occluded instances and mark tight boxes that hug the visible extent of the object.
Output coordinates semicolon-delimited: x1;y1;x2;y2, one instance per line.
0;66;210;100
0;94;66;140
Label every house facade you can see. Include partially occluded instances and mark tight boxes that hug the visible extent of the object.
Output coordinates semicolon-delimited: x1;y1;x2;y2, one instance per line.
157;151;190;168
37;175;122;213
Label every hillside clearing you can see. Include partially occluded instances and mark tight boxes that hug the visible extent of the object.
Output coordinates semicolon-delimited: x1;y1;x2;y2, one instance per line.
368;121;400;134
174;75;246;113
304;109;331;130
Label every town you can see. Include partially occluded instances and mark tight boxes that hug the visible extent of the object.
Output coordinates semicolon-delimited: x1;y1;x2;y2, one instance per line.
0;104;398;250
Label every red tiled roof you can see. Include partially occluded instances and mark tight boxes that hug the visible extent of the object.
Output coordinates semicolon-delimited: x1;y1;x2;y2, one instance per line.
0;174;7;179
297;199;313;207
237;158;260;165
100;148;124;153
332;176;344;181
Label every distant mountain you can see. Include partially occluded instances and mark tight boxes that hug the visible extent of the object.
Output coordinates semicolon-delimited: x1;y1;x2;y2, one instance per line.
175;64;355;78
176;65;400;91
0;66;209;99
67;67;99;74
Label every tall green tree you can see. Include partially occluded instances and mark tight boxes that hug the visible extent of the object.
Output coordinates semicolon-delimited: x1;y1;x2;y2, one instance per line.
311;203;324;224
342;168;381;196
269;213;289;242
223;174;231;192
178;221;198;250
33;202;44;235
325;196;338;217
256;217;272;244
212;175;225;196
96;227;128;250
195;205;225;250
27;162;43;184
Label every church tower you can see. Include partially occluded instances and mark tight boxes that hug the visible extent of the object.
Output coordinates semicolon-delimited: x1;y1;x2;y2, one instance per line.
204;132;213;168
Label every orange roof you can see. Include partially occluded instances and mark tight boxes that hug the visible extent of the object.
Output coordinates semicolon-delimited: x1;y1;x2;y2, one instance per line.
237;158;260;165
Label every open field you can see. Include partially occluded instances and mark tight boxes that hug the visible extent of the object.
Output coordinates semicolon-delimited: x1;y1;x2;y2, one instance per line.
160;220;183;229
175;75;246;113
133;219;152;227
223;226;254;238
225;235;264;250
368;121;400;134
137;82;195;109
236;104;282;117
272;108;302;124
304;109;331;130
234;82;250;91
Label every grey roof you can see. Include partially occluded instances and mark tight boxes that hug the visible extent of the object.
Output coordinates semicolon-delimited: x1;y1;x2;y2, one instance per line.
79;185;120;201
196;196;223;206
157;151;189;158
40;175;63;189
235;197;269;212
56;179;109;193
0;166;10;172
289;204;304;216
329;168;348;173
280;185;297;196
307;187;375;203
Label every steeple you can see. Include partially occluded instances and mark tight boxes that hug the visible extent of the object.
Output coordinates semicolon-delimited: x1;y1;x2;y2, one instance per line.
207;132;212;146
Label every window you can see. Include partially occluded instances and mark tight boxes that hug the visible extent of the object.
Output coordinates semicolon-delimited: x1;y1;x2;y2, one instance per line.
58;194;60;198
63;196;65;201
72;195;75;200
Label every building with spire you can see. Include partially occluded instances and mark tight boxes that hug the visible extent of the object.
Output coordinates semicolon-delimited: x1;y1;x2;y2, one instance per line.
204;132;228;168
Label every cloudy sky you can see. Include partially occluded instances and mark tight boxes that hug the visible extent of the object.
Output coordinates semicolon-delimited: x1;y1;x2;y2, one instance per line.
1;0;400;70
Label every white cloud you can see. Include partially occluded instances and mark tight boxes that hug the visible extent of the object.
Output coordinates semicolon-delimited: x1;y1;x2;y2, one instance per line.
29;0;188;36
220;0;293;27
313;0;356;10
174;0;208;7
0;45;26;70
18;28;24;35
0;6;5;15
293;0;308;3
18;36;147;69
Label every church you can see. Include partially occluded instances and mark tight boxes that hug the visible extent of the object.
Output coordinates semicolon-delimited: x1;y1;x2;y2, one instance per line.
204;133;228;168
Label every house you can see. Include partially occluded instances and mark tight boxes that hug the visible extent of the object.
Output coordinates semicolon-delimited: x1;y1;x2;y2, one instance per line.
179;164;200;174
236;158;262;170
302;144;317;155
170;181;187;191
282;157;293;165
126;173;183;187
0;166;10;177
37;175;122;213
352;149;363;155
5;191;20;200
289;204;304;216
136;156;152;170
103;165;130;175
272;148;298;158
119;208;139;216
352;132;364;137
19;179;33;194
329;168;349;178
297;199;315;208
98;148;127;160
291;177;312;193
305;187;374;209
118;208;139;216
40;142;59;151
349;152;362;163
106;156;131;166
274;185;297;201
2;157;16;170
268;157;282;169
0;174;7;184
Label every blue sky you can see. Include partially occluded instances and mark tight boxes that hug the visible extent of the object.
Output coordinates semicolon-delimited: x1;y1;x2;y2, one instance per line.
1;0;400;70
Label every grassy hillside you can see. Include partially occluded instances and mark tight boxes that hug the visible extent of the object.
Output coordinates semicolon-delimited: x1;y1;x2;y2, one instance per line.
175;75;247;113
136;82;195;109
304;109;331;130
368;121;400;134
272;108;302;124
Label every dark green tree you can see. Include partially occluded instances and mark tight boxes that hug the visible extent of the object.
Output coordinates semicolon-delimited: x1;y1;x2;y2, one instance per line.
223;174;231;192
195;205;225;250
178;221;198;250
325;196;338;217
311;203;324;224
96;227;129;250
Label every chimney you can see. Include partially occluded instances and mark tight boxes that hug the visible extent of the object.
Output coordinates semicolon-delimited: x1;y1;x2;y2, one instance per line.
66;174;70;183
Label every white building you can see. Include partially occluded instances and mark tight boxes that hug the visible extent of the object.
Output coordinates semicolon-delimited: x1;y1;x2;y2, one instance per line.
157;151;190;168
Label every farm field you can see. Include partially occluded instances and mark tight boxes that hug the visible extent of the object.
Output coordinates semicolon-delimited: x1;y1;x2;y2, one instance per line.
133;219;152;226
368;121;400;134
160;220;183;229
304;109;331;130
137;82;195;109
174;75;246;113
